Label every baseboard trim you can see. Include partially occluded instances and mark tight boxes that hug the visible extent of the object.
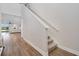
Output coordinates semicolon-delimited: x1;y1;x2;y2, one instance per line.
58;45;79;56
22;37;48;56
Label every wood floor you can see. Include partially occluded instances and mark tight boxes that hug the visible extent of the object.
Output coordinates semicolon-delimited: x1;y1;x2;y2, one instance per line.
1;32;41;56
49;47;76;56
1;32;76;56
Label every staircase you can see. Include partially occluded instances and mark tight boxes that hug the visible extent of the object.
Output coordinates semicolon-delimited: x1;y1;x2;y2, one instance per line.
48;36;57;54
46;27;57;54
24;4;58;55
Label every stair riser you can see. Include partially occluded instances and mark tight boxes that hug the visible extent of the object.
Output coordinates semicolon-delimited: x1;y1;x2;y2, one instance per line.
48;45;57;53
48;40;53;44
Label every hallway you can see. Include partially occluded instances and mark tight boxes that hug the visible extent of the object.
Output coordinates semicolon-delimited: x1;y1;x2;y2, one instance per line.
1;32;41;56
0;32;76;56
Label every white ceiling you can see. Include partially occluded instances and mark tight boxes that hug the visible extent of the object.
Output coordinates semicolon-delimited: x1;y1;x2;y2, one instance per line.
0;3;21;16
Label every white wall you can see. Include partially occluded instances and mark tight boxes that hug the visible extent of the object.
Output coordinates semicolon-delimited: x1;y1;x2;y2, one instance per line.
0;13;2;32
21;5;48;55
1;13;21;25
29;3;79;52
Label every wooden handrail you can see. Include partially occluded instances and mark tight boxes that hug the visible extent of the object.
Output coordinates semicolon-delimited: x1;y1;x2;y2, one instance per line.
24;4;59;32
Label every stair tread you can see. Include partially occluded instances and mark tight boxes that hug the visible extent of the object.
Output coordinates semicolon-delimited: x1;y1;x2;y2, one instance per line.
48;42;57;49
48;42;57;53
48;39;53;44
